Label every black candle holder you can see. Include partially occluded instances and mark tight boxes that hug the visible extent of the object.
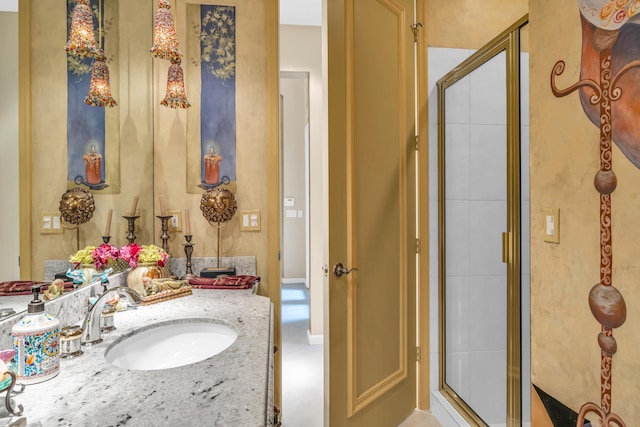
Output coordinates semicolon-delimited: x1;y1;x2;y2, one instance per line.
182;235;195;279
122;215;140;244
156;215;172;254
102;235;111;244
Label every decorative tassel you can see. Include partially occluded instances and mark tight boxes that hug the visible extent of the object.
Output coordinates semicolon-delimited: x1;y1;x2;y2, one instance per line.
65;0;97;58
85;49;117;107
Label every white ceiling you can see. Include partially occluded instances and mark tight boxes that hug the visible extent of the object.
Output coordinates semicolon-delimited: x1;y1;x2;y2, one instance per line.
280;0;321;26
0;0;321;25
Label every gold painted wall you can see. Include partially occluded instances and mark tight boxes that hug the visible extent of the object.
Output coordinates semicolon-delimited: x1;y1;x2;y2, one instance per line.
530;0;640;422
153;0;270;293
27;0;271;296
427;0;527;49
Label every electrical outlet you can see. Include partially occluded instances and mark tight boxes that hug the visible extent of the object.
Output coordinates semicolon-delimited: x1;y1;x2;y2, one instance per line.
168;210;182;232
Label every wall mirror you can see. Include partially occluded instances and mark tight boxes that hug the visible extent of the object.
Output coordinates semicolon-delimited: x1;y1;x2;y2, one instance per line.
2;0;155;317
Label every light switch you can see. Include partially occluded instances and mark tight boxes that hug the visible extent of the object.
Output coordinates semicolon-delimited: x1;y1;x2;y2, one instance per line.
284;197;295;207
239;210;261;231
40;212;63;234
543;207;560;243
286;209;297;218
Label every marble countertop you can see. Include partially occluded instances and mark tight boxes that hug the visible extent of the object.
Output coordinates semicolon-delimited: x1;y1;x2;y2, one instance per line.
13;289;273;427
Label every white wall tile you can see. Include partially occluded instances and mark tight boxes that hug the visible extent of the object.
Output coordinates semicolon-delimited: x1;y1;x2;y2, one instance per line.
429;124;438;202
428;47;474;125
469;124;507;201
445;276;471;353
468;200;507;276
445;124;471;200
468;350;507;424
520;52;530;127
430;273;439;352
521;200;531;273
445;200;470;276
469;51;507;126
445;78;471;125
468;275;507;352
445;351;471;402
521;125;530;202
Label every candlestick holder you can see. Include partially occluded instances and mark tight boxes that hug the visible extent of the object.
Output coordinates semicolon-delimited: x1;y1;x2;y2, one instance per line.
102;235;111;244
156;215;172;254
122;215;140;244
182;235;195;279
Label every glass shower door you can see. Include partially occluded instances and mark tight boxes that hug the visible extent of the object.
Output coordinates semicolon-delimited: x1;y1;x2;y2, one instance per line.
440;52;508;426
437;16;528;427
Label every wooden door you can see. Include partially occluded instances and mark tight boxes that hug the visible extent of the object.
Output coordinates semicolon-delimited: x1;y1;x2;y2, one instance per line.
327;0;417;425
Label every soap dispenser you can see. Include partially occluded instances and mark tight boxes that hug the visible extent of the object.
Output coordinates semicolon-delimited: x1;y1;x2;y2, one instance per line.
12;285;60;384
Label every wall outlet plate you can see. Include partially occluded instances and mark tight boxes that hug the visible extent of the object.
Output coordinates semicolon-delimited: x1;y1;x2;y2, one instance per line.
168;210;182;232
543;207;560;244
239;210;261;231
40;212;63;234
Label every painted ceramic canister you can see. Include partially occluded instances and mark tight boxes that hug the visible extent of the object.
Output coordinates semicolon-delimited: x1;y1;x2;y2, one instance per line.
12;286;60;384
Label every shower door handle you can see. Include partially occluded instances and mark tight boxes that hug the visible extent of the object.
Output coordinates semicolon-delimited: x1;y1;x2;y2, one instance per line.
502;232;511;263
333;263;358;278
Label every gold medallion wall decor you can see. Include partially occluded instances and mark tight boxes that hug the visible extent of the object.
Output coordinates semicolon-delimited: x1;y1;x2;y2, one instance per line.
200;187;237;270
59;187;96;252
58;188;96;226
549;1;640;425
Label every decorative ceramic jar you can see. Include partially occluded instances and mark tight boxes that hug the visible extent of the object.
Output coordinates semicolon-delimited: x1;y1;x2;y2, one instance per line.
126;263;164;296
80;264;99;285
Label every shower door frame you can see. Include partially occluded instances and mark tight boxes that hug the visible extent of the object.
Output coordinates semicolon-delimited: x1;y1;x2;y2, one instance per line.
437;15;529;427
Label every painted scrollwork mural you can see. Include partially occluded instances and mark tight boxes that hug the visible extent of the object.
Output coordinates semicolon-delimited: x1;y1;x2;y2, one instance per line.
550;1;640;426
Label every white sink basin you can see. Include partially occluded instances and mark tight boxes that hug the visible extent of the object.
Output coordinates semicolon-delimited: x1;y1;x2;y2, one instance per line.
104;319;237;371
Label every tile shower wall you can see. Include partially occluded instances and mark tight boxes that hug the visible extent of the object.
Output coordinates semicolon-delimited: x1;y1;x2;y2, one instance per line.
428;47;531;426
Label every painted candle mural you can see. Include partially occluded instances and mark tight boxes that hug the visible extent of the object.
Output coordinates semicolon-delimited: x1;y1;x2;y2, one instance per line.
198;5;236;188
66;0;112;190
550;1;640;425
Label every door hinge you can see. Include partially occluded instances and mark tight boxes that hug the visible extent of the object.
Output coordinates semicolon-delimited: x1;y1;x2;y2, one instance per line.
415;135;419;151
415;238;420;254
416;346;421;362
410;22;423;43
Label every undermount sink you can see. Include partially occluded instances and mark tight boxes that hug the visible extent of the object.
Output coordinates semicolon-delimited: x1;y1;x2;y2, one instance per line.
104;319;237;371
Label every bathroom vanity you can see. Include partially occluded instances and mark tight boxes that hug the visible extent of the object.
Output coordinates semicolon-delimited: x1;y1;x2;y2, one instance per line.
6;288;274;426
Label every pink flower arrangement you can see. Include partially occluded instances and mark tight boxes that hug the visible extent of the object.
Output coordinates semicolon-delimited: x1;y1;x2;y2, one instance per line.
119;243;142;268
91;243;120;269
119;243;167;268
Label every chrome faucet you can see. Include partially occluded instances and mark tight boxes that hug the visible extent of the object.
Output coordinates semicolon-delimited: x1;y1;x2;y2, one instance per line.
81;287;142;345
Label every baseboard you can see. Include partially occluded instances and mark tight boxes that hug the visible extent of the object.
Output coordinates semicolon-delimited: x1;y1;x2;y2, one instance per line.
306;330;323;345
281;277;307;286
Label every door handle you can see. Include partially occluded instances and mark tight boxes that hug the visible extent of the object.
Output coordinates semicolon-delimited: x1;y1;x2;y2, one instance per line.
502;231;511;263
333;263;358;278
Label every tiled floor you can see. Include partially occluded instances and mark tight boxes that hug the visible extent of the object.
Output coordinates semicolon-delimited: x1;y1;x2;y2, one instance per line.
281;282;442;426
281;282;323;427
